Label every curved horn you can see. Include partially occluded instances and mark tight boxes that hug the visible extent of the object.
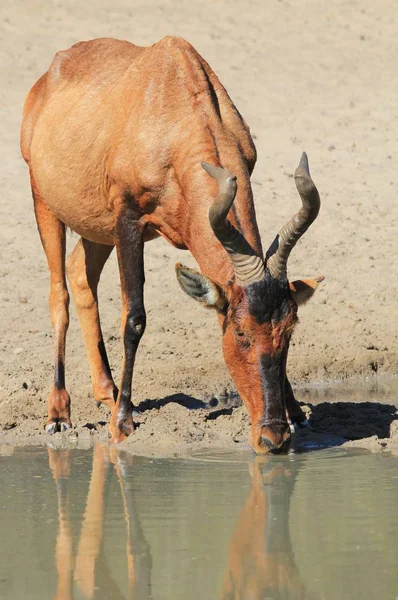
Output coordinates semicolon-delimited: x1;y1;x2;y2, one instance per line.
201;162;265;286
266;152;320;281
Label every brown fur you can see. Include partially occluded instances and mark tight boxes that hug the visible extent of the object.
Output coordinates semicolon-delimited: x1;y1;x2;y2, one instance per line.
21;36;320;451
21;37;258;264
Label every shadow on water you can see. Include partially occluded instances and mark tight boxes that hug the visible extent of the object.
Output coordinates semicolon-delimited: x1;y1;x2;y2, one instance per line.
47;446;312;600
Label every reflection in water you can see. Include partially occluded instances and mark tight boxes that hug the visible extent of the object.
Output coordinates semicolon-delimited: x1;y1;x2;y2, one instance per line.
220;458;310;600
3;446;396;599
49;446;310;600
49;450;73;600
48;445;152;600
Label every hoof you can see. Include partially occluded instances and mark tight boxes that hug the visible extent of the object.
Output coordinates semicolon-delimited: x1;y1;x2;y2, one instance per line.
288;419;310;433
46;422;58;434
47;388;71;433
296;418;312;430
109;417;134;443
45;420;71;434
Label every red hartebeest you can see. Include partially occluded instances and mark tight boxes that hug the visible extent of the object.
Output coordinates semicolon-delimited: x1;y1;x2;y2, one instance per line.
21;37;322;453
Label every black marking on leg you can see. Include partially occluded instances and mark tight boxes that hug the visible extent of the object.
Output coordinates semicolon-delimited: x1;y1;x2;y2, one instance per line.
54;361;65;391
97;339;113;379
116;203;146;421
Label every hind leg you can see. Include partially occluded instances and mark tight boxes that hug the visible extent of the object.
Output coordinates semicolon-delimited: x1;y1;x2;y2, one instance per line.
32;179;71;433
66;238;117;410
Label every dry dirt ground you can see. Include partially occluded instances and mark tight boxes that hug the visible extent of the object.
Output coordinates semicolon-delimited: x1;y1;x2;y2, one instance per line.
1;0;397;454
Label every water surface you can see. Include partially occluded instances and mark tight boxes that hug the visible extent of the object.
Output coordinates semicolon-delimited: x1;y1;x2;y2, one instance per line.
0;445;397;599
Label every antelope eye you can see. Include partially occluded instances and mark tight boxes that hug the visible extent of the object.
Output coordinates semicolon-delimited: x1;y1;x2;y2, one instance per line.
235;329;251;349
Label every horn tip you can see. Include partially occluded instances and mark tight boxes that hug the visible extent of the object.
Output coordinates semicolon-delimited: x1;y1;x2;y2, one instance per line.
201;161;213;177
175;262;186;273
201;161;237;186
294;152;314;186
297;151;309;174
201;161;219;179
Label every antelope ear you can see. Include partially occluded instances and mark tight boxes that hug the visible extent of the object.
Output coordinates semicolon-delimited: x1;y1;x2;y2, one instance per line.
289;275;325;306
175;263;228;313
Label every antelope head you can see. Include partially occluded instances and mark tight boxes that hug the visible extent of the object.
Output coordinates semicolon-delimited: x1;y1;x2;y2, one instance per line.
176;153;322;454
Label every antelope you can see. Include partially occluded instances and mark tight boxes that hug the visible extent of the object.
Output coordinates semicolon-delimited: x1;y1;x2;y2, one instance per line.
21;36;322;454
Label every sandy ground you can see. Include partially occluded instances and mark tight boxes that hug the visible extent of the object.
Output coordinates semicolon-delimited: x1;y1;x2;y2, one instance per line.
1;0;397;453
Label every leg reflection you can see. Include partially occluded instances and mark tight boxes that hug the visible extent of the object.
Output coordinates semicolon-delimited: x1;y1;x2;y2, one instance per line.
49;444;153;599
110;448;153;600
74;443;110;598
220;458;313;600
48;449;74;600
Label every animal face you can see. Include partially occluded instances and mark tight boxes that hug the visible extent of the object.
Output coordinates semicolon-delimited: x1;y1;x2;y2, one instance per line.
176;264;321;453
176;153;322;453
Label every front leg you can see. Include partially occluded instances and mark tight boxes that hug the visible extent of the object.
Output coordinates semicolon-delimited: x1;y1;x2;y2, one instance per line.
110;204;146;443
285;376;307;425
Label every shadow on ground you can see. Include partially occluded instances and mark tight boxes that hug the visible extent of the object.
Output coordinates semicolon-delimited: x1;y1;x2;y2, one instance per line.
305;401;397;440
292;400;398;452
137;392;242;413
134;392;398;453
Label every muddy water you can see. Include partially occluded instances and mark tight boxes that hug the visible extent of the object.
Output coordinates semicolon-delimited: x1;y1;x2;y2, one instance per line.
0;445;397;600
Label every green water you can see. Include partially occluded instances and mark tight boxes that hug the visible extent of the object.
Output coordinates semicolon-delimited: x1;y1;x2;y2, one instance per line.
0;445;397;600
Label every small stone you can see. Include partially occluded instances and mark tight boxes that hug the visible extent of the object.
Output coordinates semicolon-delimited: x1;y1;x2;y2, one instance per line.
14;347;24;355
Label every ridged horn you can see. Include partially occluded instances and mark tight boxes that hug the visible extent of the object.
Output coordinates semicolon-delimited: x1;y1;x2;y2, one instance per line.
201;161;265;286
266;152;320;280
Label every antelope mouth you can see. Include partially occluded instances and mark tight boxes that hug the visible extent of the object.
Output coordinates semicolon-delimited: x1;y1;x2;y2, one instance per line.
252;424;292;455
